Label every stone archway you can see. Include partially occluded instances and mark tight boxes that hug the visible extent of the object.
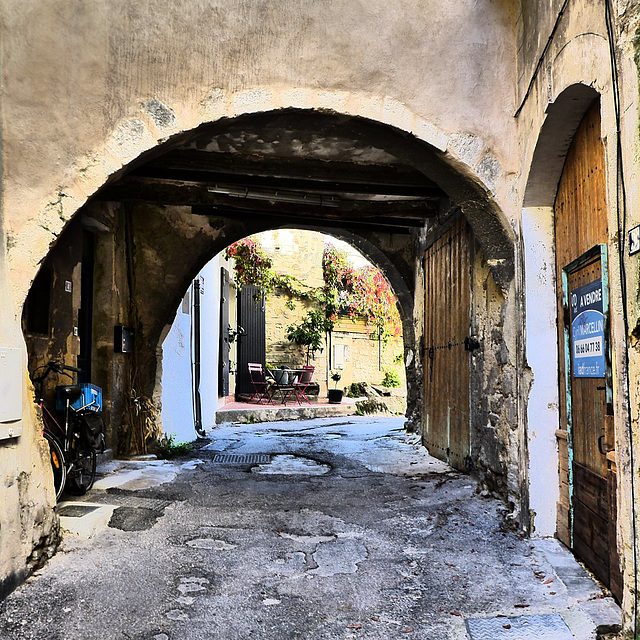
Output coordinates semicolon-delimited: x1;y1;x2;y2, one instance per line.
20;101;522;522
9;92;515;305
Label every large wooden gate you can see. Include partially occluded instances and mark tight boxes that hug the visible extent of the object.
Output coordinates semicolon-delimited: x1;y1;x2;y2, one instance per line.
554;100;622;600
423;217;472;470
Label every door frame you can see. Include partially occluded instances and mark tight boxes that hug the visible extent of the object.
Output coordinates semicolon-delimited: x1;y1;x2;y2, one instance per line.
561;242;611;546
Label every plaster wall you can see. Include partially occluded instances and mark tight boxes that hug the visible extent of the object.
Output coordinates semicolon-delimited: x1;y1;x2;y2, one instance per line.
161;255;221;441
521;207;560;537
515;0;640;632
1;0;520;310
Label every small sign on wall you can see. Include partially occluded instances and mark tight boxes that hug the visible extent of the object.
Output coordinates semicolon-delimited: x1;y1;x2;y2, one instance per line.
570;278;605;378
629;224;640;256
0;347;23;439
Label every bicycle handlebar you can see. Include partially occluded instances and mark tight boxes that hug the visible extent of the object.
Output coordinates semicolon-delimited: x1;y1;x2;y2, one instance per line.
32;360;83;385
47;360;82;374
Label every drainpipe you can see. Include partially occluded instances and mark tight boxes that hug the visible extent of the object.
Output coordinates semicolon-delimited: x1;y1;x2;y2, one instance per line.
191;278;205;437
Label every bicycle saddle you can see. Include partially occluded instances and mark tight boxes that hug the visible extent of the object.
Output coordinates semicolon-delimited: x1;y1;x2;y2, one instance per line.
58;386;82;402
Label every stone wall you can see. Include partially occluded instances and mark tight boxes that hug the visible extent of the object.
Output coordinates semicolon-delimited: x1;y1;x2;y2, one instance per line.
260;230;406;398
0;0;604;620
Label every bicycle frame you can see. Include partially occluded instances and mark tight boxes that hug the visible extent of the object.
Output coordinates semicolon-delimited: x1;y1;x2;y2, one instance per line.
38;400;69;451
32;360;100;499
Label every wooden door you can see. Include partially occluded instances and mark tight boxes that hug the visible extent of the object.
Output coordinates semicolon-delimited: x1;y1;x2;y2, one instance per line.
77;230;95;383
423;217;471;470
554;99;621;599
236;285;266;398
219;267;230;398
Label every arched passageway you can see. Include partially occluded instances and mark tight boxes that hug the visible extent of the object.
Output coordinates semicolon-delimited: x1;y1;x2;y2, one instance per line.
21;108;521;516
160;229;409;441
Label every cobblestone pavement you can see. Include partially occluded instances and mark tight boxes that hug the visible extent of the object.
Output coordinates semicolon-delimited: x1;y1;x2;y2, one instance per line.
0;417;620;639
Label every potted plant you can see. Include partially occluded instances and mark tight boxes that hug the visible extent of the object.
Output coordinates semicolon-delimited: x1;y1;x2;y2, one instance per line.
274;365;290;385
328;370;343;404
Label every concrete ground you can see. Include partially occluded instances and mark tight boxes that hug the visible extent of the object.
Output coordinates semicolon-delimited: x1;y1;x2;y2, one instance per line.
215;398;359;424
0;417;621;640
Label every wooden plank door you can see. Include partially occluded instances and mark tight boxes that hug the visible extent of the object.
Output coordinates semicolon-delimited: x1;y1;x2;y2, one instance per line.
218;267;230;398
554;99;621;599
423;217;471;470
236;285;266;397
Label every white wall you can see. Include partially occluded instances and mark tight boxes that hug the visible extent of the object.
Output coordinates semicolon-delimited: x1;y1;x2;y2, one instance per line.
161;254;221;441
522;207;561;537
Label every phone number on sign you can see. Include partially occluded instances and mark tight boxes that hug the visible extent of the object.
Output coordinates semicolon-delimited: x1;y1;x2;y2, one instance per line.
574;336;603;357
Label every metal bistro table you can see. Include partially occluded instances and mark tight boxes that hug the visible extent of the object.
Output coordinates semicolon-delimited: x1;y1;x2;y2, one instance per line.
267;368;305;405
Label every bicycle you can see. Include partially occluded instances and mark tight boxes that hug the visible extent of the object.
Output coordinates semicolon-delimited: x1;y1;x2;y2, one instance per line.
31;360;104;501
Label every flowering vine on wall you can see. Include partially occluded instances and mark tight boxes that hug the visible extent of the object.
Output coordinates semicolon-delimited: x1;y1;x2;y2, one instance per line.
224;237;402;340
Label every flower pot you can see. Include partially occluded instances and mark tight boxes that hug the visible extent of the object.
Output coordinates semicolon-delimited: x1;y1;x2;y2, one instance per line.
327;389;343;404
274;368;289;385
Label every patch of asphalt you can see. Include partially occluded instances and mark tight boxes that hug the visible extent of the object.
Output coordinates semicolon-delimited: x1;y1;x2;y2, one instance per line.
108;506;165;532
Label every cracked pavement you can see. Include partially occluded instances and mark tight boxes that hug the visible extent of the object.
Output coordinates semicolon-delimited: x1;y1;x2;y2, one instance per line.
0;417;620;639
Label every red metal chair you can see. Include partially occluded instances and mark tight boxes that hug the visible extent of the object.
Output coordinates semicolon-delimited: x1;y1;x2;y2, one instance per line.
248;363;273;404
290;366;315;405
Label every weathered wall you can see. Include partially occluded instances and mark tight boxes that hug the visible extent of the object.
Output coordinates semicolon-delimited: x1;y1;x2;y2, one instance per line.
2;0;520;312
0;0;528;613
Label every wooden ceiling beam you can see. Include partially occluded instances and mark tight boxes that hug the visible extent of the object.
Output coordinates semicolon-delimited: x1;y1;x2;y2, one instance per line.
98;179;438;220
129;166;443;199
193;206;415;235
135;149;444;196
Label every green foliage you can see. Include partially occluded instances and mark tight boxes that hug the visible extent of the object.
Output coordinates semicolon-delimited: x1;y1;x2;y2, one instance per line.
225;236;402;343
346;382;367;398
393;353;404;364
381;370;401;387
285;299;296;311
155;434;193;459
355;399;388;416
286;310;331;364
330;369;343;388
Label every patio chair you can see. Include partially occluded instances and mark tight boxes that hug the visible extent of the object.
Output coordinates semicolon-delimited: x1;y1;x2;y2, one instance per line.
290;365;315;405
248;363;273;404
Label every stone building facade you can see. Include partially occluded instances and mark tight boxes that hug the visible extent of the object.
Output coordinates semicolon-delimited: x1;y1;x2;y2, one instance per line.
2;1;640;635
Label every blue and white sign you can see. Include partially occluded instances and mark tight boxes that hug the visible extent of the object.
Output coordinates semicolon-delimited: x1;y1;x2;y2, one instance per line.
570;278;605;378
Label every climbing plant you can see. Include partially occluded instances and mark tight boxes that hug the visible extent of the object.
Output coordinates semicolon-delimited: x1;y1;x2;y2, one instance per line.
224;238;274;292
224;236;401;340
322;245;402;340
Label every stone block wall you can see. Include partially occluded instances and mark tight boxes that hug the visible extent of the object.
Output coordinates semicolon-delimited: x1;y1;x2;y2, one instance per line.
261;230;405;399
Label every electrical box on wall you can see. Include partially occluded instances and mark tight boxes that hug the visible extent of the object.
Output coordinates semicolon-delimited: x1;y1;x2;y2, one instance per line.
0;347;23;440
114;325;135;353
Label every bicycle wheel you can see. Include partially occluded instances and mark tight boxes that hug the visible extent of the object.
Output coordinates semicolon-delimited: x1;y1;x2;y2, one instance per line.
43;431;67;501
66;443;96;495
